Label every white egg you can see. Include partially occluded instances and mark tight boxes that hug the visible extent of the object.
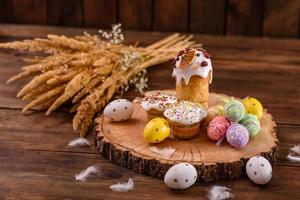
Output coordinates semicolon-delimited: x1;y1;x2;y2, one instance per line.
164;163;197;189
246;156;272;185
103;99;133;122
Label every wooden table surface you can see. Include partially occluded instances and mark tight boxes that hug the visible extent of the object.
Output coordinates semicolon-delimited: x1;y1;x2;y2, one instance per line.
0;25;299;200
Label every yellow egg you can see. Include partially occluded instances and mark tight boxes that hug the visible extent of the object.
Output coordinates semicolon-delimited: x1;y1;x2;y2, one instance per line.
144;118;170;143
242;97;264;120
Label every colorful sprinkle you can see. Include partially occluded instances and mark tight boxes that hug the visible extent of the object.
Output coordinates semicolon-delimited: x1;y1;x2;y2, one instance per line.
164;101;207;125
141;92;177;112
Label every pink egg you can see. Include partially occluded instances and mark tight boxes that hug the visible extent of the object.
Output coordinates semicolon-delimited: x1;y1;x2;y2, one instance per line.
207;116;230;141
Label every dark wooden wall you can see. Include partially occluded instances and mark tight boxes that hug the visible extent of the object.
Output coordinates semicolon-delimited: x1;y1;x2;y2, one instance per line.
0;0;299;38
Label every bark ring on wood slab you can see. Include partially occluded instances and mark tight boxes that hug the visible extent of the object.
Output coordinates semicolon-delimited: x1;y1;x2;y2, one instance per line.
94;91;278;182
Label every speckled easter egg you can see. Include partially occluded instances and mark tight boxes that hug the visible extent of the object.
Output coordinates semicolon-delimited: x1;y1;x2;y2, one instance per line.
164;163;197;190
103;99;133;121
242;97;264;120
240;114;260;137
144;118;170;143
226;124;249;148
224;99;245;122
246;156;272;185
207;116;230;141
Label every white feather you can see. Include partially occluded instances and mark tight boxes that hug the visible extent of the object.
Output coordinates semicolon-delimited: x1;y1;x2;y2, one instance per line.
149;146;176;157
287;155;300;162
290;144;300;155
75;165;100;182
207;185;233;200
110;178;134;192
68;138;91;148
287;144;300;163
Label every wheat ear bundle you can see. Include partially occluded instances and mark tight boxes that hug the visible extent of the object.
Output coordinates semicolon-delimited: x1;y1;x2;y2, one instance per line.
0;24;200;137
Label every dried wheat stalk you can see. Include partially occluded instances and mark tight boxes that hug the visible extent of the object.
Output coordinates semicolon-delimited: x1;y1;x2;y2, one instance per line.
0;24;200;137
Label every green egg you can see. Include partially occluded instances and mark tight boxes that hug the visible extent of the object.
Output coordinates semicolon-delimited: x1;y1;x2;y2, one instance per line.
240;114;260;137
224;99;245;122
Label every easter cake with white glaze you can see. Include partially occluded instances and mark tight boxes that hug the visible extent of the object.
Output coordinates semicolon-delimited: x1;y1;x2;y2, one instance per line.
164;101;207;139
95;46;278;184
172;47;213;108
141;91;177;119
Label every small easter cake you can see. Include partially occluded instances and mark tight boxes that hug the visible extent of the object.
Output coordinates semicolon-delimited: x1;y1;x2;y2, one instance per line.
164;101;207;140
172;47;213;108
141;91;177;119
95;46;278;183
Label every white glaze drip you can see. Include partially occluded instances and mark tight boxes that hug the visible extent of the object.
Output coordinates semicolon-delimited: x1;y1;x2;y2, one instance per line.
172;50;213;85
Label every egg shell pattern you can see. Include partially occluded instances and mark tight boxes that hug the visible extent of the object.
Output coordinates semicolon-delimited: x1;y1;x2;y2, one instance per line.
164;101;207;125
242;97;264;120
226;124;249;148
103;99;133;121
207;116;230;141
143;118;170;143
224;99;246;122
164;163;197;189
240;114;260;137
246;156;272;185
141;92;177;112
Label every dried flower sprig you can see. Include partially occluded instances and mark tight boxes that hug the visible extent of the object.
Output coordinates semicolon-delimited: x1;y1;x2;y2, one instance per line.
0;24;200;137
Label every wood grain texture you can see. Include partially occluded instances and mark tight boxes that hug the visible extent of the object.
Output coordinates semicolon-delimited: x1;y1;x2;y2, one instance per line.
153;0;188;32
95;93;278;181
0;108;297;166
0;25;299;199
2;25;300;51
12;0;47;24
0;146;299;200
83;0;117;28
119;0;152;30
47;0;83;27
227;0;263;36
0;110;298;198
189;0;226;35
276;125;300;166
0;25;299;125
0;108;93;153
0;1;300;38
0;0;13;23
263;0;300;38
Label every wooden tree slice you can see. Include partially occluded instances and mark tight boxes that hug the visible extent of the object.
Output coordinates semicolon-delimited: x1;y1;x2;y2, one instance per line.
94;92;278;182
